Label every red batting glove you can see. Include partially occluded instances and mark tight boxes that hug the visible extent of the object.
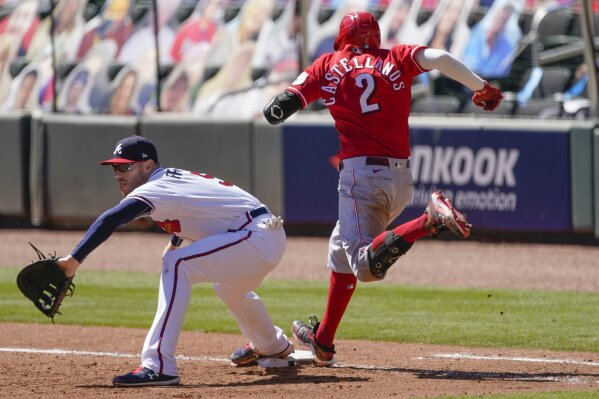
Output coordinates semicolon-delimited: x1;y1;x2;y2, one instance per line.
472;80;503;111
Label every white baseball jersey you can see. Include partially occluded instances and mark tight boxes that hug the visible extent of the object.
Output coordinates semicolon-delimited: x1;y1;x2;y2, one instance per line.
127;167;263;241
122;167;289;376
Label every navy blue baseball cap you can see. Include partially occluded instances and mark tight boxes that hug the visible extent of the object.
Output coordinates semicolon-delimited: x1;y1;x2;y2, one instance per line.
100;135;159;165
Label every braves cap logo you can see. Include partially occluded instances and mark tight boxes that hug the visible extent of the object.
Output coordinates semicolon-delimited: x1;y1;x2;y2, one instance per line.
114;143;123;155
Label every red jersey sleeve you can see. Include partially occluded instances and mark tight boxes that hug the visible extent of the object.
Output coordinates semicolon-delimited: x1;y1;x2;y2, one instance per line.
390;44;429;77
286;53;330;108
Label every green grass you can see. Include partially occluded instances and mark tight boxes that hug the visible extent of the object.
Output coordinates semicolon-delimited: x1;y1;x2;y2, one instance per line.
1;267;598;352
3;267;598;399
435;392;599;399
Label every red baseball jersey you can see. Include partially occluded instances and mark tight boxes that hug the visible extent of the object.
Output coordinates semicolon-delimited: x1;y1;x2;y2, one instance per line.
288;44;428;159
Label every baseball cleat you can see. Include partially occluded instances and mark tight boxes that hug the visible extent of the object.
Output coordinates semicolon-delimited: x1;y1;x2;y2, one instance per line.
425;190;471;238
112;366;180;387
230;341;295;366
292;316;336;367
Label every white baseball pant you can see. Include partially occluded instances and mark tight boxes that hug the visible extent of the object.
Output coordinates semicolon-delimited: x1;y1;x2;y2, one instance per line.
140;215;288;376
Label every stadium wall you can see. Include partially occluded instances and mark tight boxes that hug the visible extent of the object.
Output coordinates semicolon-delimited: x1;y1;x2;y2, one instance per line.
0;112;30;220
1;113;597;237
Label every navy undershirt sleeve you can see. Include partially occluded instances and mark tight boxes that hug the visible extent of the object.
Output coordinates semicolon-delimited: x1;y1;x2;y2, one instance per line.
71;198;152;263
170;235;183;247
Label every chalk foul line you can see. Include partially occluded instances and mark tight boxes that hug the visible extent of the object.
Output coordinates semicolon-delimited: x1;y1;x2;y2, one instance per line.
0;347;230;363
417;353;599;367
1;347;598;384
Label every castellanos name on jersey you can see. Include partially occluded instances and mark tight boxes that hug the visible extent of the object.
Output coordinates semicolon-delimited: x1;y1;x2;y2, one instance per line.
293;47;408;107
126;168;262;241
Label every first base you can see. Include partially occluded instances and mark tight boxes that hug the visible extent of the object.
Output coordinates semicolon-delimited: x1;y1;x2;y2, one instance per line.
256;350;314;368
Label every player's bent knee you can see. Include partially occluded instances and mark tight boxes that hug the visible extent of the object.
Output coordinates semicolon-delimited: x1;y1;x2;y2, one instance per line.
356;269;384;282
213;284;233;303
214;283;252;304
162;251;180;272
367;232;413;279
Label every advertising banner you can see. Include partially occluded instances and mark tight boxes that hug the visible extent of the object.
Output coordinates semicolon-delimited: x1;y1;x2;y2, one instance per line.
283;124;340;224
398;127;571;232
283;122;572;232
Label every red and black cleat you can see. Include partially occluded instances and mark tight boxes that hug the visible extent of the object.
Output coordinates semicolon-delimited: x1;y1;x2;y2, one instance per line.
426;191;472;238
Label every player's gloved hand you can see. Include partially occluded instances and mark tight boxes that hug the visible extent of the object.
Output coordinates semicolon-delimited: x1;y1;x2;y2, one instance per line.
472;80;503;111
264;216;284;230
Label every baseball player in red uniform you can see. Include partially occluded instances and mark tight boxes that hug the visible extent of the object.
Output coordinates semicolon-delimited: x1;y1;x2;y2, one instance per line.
57;135;293;386
263;11;503;366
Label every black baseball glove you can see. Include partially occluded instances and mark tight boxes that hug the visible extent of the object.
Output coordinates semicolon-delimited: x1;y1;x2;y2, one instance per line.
16;243;75;322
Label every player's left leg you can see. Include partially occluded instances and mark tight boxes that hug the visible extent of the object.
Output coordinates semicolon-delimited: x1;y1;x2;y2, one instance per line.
337;166;414;282
368;190;472;278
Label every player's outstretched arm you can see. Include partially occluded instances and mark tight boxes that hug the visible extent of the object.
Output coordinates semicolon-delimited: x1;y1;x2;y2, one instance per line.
57;255;80;278
415;48;484;91
414;48;503;111
263;89;303;125
69;198;152;265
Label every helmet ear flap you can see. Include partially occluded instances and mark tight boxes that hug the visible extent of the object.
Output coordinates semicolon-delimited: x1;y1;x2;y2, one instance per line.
333;36;341;51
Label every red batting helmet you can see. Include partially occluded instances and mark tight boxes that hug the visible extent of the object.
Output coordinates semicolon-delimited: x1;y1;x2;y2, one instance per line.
333;11;381;51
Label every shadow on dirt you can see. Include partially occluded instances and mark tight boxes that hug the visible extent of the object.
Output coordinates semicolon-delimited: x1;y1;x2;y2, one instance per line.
78;374;370;389
337;364;599;383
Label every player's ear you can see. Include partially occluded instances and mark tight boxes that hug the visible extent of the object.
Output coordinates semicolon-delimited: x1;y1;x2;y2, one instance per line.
143;159;155;173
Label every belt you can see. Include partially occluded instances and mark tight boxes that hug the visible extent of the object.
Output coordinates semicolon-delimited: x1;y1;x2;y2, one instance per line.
228;206;270;232
338;156;410;171
249;206;269;219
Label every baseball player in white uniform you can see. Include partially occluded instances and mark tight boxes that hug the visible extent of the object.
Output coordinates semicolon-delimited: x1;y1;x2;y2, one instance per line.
57;135;293;387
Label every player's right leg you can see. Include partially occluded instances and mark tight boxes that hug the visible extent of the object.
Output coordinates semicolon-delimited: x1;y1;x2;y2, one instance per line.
114;249;192;386
293;163;395;365
292;315;337;367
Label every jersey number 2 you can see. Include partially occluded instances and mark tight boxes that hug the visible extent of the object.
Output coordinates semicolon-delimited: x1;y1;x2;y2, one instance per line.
355;73;380;114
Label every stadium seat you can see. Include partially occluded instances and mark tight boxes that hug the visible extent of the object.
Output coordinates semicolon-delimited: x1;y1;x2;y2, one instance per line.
9;58;28;78
411;95;461;114
83;2;100;22
536;7;573;50
518;66;572;99
569;12;599;37
462;98;515;116
514;98;562;117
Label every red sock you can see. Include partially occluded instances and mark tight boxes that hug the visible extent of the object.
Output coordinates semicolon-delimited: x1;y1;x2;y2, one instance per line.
371;214;429;249
392;213;429;243
315;271;357;348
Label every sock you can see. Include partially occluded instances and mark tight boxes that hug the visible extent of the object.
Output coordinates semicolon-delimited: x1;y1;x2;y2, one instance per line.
391;213;429;243
315;271;357;348
371;214;429;250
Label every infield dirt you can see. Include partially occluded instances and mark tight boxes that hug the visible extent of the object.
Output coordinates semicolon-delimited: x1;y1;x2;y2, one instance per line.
1;229;598;398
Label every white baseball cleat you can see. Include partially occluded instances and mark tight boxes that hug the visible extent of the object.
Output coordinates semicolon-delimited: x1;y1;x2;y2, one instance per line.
230;341;294;366
256;350;315;368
